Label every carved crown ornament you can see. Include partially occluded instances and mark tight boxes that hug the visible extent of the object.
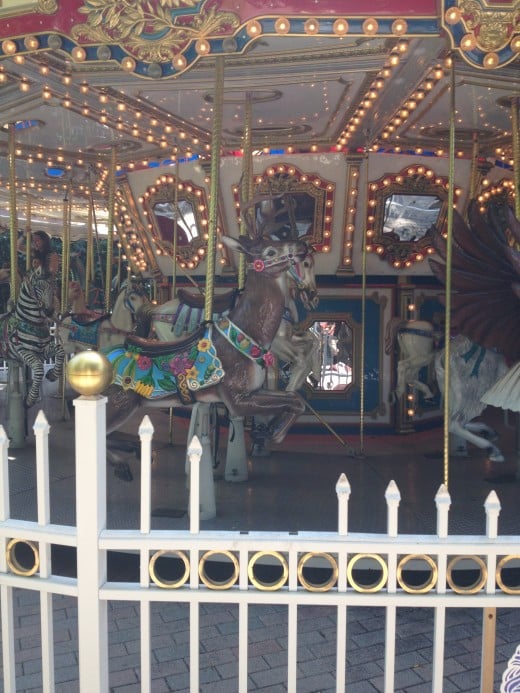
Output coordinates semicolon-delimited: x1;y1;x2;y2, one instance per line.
442;0;520;68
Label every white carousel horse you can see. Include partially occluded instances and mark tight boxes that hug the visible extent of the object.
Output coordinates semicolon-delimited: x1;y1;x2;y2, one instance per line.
387;318;509;462
55;279;151;354
385;318;438;402
0;266;66;407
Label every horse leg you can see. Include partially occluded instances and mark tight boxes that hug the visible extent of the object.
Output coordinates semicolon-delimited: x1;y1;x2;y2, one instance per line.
17;350;44;408
219;389;306;445
44;343;66;382
465;420;499;442
449;420;505;463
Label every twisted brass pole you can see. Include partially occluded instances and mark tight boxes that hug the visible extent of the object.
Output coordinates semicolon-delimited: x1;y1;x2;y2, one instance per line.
512;98;520;219
443;57;456;490
204;57;224;323
60;190;71;314
8;123;19;301
105;146;117;313
239;91;253;290
25;196;32;273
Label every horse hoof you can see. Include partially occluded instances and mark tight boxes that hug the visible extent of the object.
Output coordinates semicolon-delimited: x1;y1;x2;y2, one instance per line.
45;370;58;382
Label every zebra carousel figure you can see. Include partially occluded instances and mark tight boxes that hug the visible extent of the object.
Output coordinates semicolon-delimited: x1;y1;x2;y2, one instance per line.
0;263;65;446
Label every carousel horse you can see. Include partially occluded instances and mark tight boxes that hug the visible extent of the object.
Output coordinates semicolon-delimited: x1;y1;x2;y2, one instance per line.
388;318;508;461
55;279;151;354
149;246;319;392
0;266;65;408
385;317;439;402
102;234;309;444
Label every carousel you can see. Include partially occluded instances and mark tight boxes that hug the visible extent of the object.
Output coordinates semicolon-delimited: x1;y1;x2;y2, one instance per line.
0;0;519;530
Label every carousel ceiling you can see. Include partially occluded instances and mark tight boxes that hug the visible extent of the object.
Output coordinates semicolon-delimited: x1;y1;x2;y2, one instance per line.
0;0;517;237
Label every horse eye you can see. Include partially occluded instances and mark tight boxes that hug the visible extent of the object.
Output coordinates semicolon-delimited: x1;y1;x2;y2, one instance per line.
265;248;276;258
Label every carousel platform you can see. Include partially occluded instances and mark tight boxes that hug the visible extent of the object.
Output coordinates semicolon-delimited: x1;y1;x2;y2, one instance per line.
1;380;520;692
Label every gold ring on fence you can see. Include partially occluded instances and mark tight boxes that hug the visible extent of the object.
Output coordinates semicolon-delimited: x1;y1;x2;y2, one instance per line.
347;553;388;593
248;551;288;591
149;550;190;588
297;552;338;592
446;555;487;594
6;538;40;577
198;550;239;590
396;554;438;594
495;555;520;594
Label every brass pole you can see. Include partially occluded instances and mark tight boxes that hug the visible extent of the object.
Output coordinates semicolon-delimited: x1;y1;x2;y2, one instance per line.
443;57;456;490
239;92;253;290
25;195;32;273
8;123;19;301
204;57;224;324
171;154;179;300
468;132;479;206
105;146;117;313
60;190;71;314
359;150;370;455
86;198;94;298
512;97;520;219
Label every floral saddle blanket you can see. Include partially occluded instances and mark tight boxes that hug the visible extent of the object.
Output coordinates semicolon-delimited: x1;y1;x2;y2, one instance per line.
104;323;224;405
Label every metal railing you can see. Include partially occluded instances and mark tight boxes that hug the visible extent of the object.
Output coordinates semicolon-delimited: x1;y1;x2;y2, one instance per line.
0;394;519;692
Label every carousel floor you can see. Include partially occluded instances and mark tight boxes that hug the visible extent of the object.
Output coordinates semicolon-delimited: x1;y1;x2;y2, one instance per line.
1;378;520;692
2;376;520;536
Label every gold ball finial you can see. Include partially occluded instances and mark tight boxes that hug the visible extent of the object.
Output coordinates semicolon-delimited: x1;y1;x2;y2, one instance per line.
66;350;113;396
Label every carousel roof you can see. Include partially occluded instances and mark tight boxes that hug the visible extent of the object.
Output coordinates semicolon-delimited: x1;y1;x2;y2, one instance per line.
0;0;517;237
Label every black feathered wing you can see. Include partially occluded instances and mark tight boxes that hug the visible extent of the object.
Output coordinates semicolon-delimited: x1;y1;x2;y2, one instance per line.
428;200;520;365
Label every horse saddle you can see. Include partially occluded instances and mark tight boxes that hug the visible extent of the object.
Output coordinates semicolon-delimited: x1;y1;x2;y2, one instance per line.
106;323;224;405
177;287;238;313
68;311;108;326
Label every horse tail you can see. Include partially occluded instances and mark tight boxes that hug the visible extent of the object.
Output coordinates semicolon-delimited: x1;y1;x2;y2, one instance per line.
384;317;405;354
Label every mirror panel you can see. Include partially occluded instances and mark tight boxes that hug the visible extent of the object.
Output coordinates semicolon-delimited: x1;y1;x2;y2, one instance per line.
367;165;452;269
141;177;211;270
233;163;335;251
306;320;354;392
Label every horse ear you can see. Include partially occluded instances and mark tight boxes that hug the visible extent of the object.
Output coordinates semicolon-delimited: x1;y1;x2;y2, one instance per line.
221;234;254;257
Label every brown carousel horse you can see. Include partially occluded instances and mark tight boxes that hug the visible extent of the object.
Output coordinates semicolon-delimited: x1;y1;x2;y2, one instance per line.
103;233;310;445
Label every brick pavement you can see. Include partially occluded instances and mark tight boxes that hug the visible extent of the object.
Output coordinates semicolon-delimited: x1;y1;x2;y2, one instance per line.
2;589;519;692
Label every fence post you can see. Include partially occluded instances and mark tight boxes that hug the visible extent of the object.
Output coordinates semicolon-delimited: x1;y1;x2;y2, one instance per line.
74;394;109;693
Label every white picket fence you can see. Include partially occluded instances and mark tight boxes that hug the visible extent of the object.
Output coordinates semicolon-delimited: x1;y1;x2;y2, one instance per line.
1;393;520;692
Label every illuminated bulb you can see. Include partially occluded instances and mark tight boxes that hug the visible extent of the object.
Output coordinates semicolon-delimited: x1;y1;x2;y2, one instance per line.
274;17;290;34
2;39;17;55
363;18;378;35
304;18;319;35
392;19;408;36
72;46;86;62
195;38;210;54
24;36;39;51
483;52;499;69
121;56;136;72
511;36;520;53
19;79;30;92
389;53;400;66
246;19;262;37
173;54;187;70
444;7;462;24
333;18;349;35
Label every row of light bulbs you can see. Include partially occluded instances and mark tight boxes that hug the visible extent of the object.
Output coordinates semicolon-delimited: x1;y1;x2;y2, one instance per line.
337;39;410;145
378;62;447;144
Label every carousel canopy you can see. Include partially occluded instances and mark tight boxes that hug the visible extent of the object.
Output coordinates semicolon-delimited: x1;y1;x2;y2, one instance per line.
0;0;517;243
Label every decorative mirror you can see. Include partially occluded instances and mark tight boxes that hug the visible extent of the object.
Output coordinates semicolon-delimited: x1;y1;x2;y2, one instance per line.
306;319;355;392
366;165;454;269
233;163;335;251
140;177;213;270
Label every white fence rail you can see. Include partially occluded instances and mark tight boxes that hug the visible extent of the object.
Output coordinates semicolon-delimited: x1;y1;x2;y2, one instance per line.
0;394;519;692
